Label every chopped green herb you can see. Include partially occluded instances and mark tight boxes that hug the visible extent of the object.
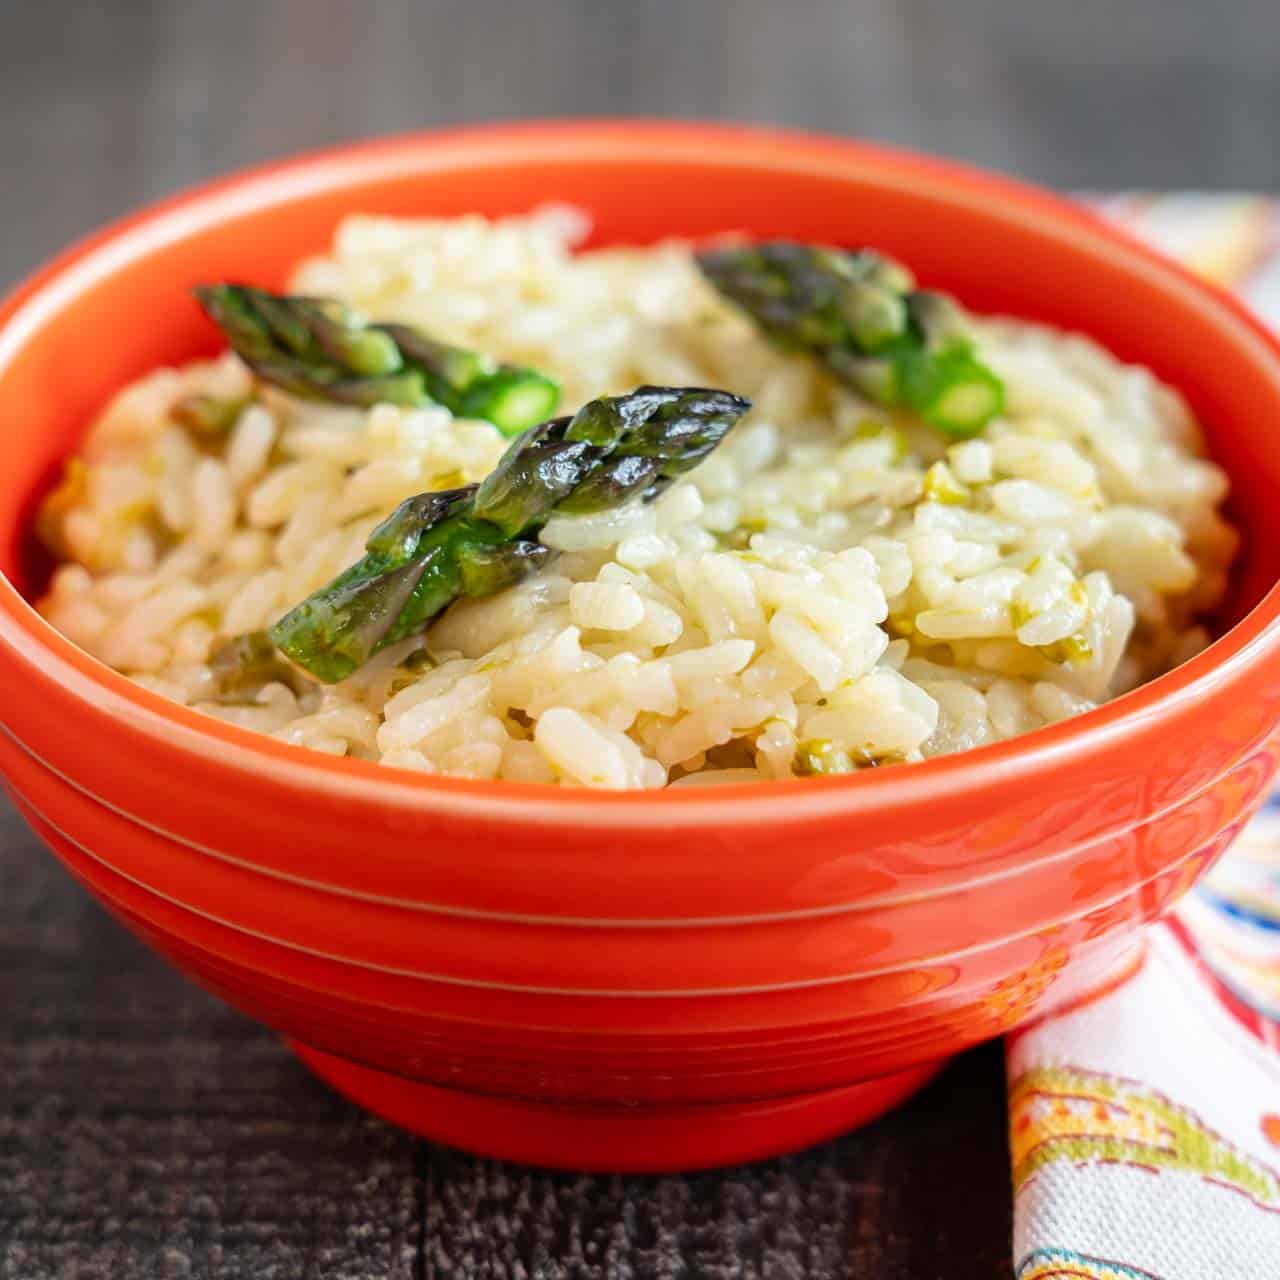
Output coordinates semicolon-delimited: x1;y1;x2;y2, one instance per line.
1039;633;1094;666
1009;599;1035;631
795;738;856;775
923;460;970;505
171;392;252;437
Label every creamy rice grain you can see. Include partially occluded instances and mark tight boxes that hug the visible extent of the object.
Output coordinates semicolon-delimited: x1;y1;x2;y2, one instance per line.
35;208;1238;787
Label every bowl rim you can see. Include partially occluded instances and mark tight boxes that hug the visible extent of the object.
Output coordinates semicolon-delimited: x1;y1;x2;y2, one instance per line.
3;116;1280;828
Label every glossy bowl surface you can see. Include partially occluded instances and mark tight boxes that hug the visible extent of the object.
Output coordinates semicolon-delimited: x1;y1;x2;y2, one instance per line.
4;121;1280;1170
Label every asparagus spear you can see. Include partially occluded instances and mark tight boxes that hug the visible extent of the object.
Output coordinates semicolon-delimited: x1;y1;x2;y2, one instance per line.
270;385;752;682
193;284;560;436
696;242;1004;437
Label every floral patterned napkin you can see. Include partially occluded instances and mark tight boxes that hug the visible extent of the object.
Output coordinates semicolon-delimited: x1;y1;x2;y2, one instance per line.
1009;196;1280;1280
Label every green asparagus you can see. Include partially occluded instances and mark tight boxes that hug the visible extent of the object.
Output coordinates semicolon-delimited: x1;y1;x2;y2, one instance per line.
269;385;752;682
193;284;560;435
696;242;1004;437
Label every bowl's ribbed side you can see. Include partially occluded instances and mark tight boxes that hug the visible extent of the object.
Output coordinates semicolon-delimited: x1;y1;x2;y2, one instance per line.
6;124;1280;1125
4;718;1271;1103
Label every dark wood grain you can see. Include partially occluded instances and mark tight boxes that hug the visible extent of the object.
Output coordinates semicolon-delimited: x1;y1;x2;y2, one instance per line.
3;0;1277;1274
3;0;1280;291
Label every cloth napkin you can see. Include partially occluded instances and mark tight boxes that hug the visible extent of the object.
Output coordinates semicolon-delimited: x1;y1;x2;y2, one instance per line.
1009;196;1280;1280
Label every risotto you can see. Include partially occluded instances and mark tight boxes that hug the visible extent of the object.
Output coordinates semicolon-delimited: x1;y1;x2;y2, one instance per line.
36;207;1238;788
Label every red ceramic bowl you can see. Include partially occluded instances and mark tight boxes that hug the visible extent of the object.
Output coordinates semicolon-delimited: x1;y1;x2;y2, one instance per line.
4;122;1280;1173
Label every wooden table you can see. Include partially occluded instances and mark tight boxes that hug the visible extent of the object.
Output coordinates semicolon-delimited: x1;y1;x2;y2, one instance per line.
3;2;1279;1274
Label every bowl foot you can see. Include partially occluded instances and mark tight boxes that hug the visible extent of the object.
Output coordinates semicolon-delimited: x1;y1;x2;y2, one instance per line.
289;1040;947;1172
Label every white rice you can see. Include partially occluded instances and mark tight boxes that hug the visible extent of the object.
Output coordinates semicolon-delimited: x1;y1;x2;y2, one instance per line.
37;207;1238;787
